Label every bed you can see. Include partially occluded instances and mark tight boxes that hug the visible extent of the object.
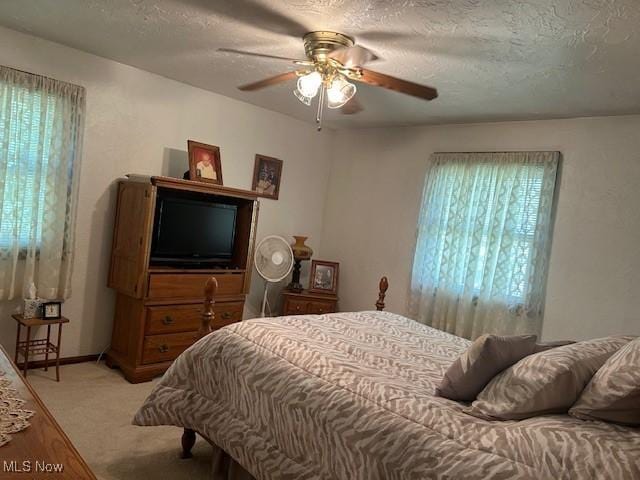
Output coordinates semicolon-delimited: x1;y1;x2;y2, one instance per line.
134;277;640;479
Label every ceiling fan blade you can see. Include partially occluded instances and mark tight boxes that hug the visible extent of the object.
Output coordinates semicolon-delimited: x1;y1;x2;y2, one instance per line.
340;97;364;115
234;0;309;37
218;48;301;62
329;45;379;67
195;0;309;38
238;71;299;91
356;31;413;42
353;68;438;101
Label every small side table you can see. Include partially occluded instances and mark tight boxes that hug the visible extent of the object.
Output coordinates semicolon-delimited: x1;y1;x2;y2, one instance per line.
12;314;69;381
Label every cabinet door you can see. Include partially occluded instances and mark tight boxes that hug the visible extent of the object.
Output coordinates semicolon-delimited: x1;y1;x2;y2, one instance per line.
108;182;154;298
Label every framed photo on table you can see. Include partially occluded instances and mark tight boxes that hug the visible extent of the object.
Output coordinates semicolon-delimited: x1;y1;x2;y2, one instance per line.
41;301;62;320
309;260;339;295
251;154;283;200
188;140;223;185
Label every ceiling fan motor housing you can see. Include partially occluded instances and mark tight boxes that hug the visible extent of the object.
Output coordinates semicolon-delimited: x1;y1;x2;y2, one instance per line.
303;31;354;62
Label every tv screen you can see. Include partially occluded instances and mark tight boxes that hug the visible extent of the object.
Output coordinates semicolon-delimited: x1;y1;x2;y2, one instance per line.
151;193;237;265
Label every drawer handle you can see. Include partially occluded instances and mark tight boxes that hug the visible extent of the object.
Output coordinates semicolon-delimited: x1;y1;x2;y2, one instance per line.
158;344;169;353
221;311;232;320
295;305;301;310
162;316;174;325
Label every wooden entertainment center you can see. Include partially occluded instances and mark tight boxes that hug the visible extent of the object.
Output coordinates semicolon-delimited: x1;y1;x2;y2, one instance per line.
106;176;259;383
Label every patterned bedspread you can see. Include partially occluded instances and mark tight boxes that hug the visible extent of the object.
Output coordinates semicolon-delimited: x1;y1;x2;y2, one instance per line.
133;311;640;479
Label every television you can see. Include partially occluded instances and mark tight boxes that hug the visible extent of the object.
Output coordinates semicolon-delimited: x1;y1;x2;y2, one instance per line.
151;190;237;267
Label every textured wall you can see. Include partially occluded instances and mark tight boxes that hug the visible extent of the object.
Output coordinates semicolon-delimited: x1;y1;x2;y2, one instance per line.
0;26;334;357
321;115;640;341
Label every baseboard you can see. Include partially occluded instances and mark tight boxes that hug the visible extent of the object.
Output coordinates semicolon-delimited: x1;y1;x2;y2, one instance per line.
17;354;101;371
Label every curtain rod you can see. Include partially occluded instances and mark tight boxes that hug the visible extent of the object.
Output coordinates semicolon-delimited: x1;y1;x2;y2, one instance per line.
1;64;84;90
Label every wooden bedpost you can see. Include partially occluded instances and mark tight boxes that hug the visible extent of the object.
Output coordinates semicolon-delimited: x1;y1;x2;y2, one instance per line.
198;276;218;338
181;429;196;459
182;276;218;459
376;276;389;311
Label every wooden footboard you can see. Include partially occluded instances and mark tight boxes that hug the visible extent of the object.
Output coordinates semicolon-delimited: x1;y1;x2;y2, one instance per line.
180;275;389;459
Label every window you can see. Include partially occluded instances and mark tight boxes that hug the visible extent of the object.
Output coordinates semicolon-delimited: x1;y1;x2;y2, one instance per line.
0;66;85;300
0;89;57;248
409;152;559;338
448;163;544;301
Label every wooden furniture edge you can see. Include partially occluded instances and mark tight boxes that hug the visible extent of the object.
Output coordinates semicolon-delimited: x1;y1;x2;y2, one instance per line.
150;176;259;200
104;350;176;384
0;344;97;479
281;290;339;301
180;275;389;459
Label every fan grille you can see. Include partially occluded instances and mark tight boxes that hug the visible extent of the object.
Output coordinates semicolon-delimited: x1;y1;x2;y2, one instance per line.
254;236;294;282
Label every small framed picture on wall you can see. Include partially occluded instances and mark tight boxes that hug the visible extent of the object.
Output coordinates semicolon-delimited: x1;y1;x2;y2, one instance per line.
251;154;283;200
309;260;339;295
188;140;223;185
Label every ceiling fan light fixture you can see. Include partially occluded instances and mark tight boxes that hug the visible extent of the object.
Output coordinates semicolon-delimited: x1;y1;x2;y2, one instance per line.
293;88;313;106
327;75;357;109
296;71;322;98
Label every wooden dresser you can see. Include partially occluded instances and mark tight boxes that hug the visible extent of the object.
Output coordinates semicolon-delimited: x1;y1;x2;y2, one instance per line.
281;290;338;315
0;345;96;480
106;176;259;383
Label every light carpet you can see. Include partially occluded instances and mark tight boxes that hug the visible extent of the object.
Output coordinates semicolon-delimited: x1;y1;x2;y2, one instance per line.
27;362;211;479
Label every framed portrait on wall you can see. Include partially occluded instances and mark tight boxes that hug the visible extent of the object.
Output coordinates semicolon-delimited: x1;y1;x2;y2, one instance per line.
251;154;283;200
188;140;223;185
309;260;339;295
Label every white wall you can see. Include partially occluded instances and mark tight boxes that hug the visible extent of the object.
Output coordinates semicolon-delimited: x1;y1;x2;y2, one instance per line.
0;26;334;357
321;116;640;341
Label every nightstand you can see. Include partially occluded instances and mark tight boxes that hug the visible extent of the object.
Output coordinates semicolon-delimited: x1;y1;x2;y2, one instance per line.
281;290;338;316
12;314;69;381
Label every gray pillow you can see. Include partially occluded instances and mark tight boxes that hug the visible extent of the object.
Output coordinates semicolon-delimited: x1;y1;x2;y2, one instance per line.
465;336;634;420
435;334;538;402
569;337;640;426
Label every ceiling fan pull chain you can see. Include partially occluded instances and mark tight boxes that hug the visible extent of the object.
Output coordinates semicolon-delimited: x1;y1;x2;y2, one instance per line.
316;83;326;131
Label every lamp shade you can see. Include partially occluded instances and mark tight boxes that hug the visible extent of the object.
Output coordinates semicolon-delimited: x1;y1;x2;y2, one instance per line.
290;236;313;261
296;72;322;98
327;76;357;109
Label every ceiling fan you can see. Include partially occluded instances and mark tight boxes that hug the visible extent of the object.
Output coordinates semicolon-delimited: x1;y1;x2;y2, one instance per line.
219;31;438;130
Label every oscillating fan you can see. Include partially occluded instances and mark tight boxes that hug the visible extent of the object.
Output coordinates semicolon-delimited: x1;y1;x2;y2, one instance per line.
254;235;294;317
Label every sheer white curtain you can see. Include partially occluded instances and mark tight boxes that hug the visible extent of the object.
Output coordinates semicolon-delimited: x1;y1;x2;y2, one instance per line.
408;152;559;339
0;66;85;300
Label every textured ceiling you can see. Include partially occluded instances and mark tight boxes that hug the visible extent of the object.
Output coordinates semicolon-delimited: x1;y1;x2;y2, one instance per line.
1;0;639;128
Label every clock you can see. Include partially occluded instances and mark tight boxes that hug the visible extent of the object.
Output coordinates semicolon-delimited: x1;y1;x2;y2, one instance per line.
42;301;62;320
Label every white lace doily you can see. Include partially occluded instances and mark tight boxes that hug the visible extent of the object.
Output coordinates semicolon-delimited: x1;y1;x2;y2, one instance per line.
0;370;35;447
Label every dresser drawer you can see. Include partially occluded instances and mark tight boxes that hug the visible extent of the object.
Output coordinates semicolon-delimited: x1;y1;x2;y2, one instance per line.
211;302;244;329
307;300;336;315
147;273;244;299
146;305;201;334
141;331;199;365
283;298;309;315
146;302;244;335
